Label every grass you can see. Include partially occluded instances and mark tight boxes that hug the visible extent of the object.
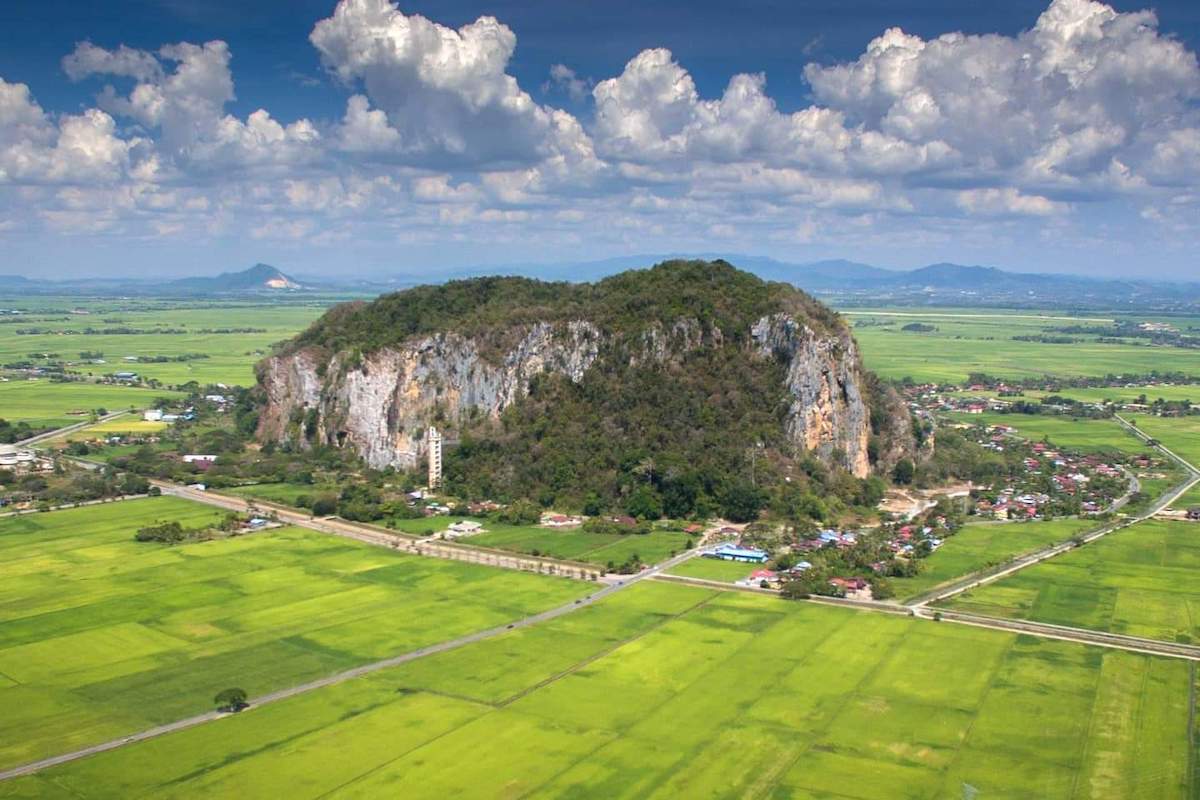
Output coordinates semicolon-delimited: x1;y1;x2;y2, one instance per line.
1129;415;1200;471
1;584;1190;799
664;556;759;582
0;380;181;427
952;384;1200;405
940;519;1200;643
471;527;691;567
846;309;1200;383
946;411;1149;454
225;482;339;507
0;301;327;387
0;496;590;771
1173;483;1200;510
64;418;168;436
892;517;1098;602
386;514;693;567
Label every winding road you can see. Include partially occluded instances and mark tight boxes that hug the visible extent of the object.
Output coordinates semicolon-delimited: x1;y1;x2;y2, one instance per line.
904;414;1200;608
14;409;132;447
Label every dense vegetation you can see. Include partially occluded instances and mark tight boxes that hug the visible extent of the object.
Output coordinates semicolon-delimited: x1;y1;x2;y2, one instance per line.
285;260;842;361
273;262;904;521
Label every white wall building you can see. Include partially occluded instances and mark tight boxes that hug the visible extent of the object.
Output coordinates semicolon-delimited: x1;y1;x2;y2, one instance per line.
427;426;443;489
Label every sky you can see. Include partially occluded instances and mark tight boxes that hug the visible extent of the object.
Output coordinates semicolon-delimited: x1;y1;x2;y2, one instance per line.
1;0;1199;280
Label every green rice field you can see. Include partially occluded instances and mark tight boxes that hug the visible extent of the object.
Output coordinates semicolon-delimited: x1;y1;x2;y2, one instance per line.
226;482;340;507
892;518;1098;602
0;302;326;387
1173;483;1200;509
846;309;1200;383
665;555;759;582
941;519;1200;643
0;497;589;771
384;514;693;567
62;418;168;437
1;583;1190;799
952;384;1200;405
1129;415;1200;470
471;526;691;567
0;380;180;427
947;411;1149;453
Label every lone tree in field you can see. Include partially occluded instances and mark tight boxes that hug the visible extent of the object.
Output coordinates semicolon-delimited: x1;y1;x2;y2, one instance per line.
214;687;248;713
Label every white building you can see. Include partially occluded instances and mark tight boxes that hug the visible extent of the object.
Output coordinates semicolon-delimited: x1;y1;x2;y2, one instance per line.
444;520;483;538
0;444;36;468
427;426;443;489
143;409;164;422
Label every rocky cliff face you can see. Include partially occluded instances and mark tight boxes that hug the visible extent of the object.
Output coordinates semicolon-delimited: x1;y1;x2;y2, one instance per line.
258;313;877;477
750;313;870;477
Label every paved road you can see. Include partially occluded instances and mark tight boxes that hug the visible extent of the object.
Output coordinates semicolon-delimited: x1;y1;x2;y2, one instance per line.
913;608;1200;661
905;421;1200;608
155;482;605;581
15;409;132;447
9;412;1197;781
653;573;1200;661
0;494;149;519
0;543;700;783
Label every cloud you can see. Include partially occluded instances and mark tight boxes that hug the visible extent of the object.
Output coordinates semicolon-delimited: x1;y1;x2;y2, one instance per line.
1;0;1199;275
543;64;591;102
804;0;1200;192
591;48;953;182
956;187;1068;217
311;0;592;168
0;79;138;184
64;40;320;171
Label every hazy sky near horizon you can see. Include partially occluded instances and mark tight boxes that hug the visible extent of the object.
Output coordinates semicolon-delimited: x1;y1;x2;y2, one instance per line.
1;0;1199;280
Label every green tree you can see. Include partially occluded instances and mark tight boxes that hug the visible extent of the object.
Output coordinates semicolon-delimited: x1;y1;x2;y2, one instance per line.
625;484;664;520
581;492;604;516
214;687;248;712
497;499;541;525
892;459;915;485
720;482;765;523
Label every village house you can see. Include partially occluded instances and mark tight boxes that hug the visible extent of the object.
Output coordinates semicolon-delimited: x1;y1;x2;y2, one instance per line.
830;577;873;600
443;520;485;538
182;454;218;469
705;543;769;563
541;513;582;528
736;569;779;589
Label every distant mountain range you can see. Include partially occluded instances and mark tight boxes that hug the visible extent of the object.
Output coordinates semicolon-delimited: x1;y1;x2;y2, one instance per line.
2;257;1199;310
0;263;305;297
374;254;1200;310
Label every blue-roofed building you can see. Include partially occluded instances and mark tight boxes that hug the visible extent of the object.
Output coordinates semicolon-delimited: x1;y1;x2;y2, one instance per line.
705;543;769;563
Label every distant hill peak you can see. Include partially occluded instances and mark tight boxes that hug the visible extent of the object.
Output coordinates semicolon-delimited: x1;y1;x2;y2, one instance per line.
169;263;303;293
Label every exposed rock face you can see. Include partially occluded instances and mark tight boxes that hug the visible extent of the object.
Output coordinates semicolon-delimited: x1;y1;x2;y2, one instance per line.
750;314;871;477
258;313;876;477
258;321;602;470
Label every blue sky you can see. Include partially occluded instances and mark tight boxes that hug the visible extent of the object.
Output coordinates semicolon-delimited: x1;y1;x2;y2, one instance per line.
1;0;1198;280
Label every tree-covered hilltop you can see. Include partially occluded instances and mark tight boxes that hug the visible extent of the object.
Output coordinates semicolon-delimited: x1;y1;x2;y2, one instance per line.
259;259;915;522
285;259;843;359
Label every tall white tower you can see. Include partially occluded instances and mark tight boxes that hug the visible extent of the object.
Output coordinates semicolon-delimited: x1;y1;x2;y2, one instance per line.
427;426;443;490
